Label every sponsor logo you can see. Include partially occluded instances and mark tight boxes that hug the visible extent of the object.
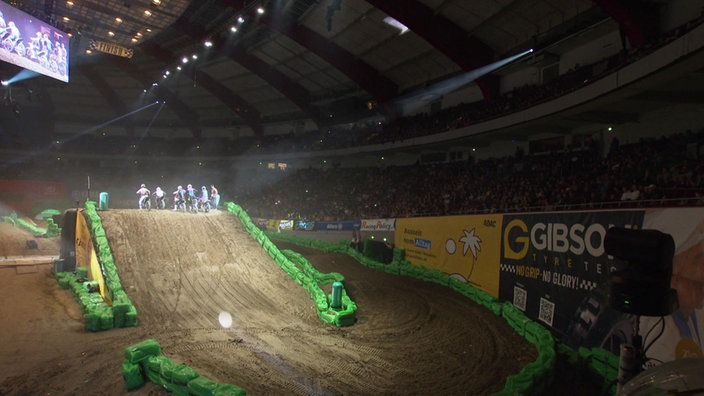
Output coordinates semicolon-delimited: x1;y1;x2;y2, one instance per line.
483;219;496;227
503;219;608;259
415;238;431;249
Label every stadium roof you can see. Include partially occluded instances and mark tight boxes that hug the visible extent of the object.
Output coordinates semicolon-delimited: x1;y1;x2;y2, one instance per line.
0;0;701;151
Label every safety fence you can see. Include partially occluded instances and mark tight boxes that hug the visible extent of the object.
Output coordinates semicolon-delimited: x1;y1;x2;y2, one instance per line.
122;339;246;395
225;202;357;327
264;231;619;396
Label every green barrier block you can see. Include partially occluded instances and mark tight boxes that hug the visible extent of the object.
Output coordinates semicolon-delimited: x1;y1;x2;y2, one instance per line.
172;364;199;385
100;308;114;330
122;360;145;391
143;367;164;387
188;376;221;396
75;266;88;278
142;355;164;372
214;383;247;396
171;383;191;396
124;305;138;327
124;339;162;364
83;312;101;332
159;358;177;383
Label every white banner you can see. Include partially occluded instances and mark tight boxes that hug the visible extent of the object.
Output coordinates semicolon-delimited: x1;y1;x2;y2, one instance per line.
360;218;396;231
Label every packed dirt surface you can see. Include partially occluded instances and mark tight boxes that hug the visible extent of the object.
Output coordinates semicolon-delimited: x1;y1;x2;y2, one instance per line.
0;209;541;395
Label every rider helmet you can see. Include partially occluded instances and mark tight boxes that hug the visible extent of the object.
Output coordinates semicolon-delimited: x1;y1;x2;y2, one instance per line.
178;185;182;189
140;183;145;188
202;186;206;190
187;184;192;189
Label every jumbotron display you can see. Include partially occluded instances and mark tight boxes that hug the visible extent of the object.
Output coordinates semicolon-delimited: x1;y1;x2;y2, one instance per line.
0;1;69;83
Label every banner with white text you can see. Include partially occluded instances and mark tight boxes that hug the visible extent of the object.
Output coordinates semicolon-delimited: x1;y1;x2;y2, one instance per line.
499;210;644;352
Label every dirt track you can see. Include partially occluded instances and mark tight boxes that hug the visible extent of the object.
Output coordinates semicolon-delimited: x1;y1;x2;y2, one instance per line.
0;210;537;395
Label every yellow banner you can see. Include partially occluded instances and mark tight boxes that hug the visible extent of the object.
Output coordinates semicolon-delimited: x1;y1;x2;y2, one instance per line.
89;40;133;58
395;215;503;297
75;210;111;304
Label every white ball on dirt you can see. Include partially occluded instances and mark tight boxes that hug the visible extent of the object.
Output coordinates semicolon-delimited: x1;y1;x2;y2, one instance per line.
218;311;233;328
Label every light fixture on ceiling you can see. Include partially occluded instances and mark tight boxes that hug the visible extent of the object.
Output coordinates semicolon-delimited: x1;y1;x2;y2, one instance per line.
191;54;198;60
66;1;74;9
257;7;265;14
230;26;238;33
204;40;213;47
237;16;244;23
181;57;188;64
144;9;152;17
115;17;123;24
152;0;161;5
62;16;70;22
383;16;409;35
108;31;115;37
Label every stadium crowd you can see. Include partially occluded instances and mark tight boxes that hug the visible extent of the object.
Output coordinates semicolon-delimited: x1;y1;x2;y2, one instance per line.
236;129;704;220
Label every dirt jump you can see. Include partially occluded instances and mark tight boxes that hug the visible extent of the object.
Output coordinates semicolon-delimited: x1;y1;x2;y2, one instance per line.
0;209;583;395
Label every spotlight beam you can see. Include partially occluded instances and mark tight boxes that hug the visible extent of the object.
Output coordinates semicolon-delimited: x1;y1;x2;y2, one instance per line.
0;101;160;170
139;101;166;141
70;101;161;141
394;49;534;115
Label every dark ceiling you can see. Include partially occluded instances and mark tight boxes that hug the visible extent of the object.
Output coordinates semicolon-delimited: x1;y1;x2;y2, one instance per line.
0;0;695;149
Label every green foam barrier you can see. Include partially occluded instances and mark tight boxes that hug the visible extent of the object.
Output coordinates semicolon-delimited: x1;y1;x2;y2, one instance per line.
214;383;247;396
171;364;200;385
188;376;220;396
121;360;145;391
124;338;162;364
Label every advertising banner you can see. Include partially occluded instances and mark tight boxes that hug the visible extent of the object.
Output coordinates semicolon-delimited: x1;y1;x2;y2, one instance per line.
638;208;704;364
295;220;315;231
314;221;359;232
278;219;294;231
360;218;396;231
395;215;504;297
499;210;644;352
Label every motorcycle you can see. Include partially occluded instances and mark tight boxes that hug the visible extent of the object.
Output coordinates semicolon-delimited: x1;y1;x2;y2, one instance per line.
185;193;198;213
153;192;166;210
199;197;211;213
138;194;151;210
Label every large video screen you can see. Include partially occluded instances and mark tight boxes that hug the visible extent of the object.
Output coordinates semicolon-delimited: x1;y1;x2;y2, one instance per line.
0;1;69;83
